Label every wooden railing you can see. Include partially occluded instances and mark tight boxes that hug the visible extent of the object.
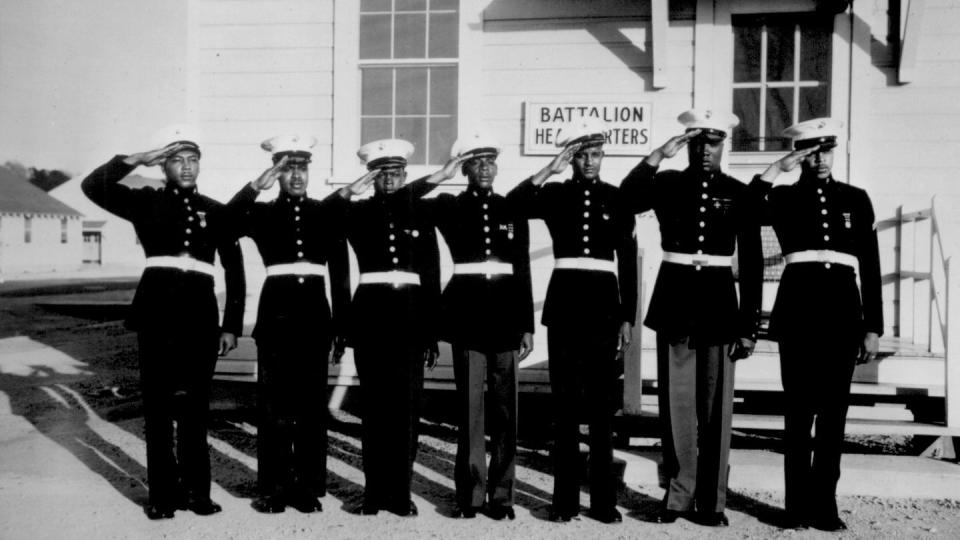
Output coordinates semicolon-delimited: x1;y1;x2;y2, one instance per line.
876;198;950;355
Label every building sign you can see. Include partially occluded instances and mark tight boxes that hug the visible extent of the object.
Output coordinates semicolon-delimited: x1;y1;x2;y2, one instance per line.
523;102;653;156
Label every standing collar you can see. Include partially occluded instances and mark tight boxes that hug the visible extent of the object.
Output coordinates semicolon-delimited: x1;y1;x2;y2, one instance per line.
685;167;721;182
571;174;599;186
278;191;305;205
798;171;834;188
166;184;198;197
467;184;493;198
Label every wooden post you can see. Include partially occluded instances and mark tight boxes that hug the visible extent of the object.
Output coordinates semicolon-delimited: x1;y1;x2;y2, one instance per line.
944;257;958;428
623;249;645;416
893;205;903;337
650;0;669;89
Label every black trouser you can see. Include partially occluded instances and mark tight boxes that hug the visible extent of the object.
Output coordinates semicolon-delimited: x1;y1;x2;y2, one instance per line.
137;329;219;508
452;347;518;509
656;336;736;513
779;339;857;521
256;335;331;499
354;342;425;508
547;327;618;514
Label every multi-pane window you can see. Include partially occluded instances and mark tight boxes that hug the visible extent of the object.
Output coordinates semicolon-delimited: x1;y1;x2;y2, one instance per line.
732;14;832;152
61;218;68;244
359;0;459;165
24;215;32;243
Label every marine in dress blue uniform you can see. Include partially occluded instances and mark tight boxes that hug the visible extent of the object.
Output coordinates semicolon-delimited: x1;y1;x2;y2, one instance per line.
409;131;534;520
81;125;246;520
620;110;763;527
509;118;638;524
226;135;350;514
751;118;882;532
339;139;442;517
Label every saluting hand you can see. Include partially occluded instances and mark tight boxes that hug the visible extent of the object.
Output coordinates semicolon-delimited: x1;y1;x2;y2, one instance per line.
218;332;238;356
661;130;700;159
858;331;880;365
550;143;581;175
531;143;581;186
123;143;189;168
251;155;288;191
644;130;701;167
426;155;465;184
518;332;534;360
759;146;818;183
340;169;379;199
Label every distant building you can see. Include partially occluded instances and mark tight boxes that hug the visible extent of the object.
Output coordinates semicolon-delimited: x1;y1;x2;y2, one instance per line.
0;166;83;274
50;172;164;268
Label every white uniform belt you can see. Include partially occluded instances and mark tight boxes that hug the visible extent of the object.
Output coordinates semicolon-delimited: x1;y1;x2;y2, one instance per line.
554;257;617;273
662;251;733;267
358;271;421;286
145;256;215;277
265;262;328;278
784;250;858;268
452;261;514;276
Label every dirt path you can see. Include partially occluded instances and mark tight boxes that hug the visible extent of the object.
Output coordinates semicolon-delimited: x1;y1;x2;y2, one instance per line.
1;282;960;539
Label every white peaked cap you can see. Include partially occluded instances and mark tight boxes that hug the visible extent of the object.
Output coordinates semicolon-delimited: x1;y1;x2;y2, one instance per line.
450;129;501;160
677;109;740;138
357;138;415;170
556;116;610;148
150;124;204;153
782;117;843;149
261;134;318;160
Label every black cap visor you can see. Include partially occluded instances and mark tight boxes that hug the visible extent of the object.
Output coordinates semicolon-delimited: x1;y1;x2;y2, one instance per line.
686;128;726;143
461;147;499;160
367;156;407;170
273;150;312;164
794;136;837;151
166;140;201;158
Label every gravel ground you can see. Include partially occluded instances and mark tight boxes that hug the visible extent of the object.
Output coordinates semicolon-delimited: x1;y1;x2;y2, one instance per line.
2;281;960;539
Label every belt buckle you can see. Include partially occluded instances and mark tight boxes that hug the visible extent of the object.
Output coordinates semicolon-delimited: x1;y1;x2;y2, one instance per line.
815;250;829;263
691;257;708;266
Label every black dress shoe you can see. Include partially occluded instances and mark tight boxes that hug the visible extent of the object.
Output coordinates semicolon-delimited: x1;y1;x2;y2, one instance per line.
359;503;379;516
697;511;729;527
780;512;808;530
287;494;323;514
656;508;681;524
251;496;286;514
547;507;578;522
144;504;175;520
453;506;478;518
588;507;623;524
809;515;847;531
485;504;515;520
387;500;418;517
185;498;222;516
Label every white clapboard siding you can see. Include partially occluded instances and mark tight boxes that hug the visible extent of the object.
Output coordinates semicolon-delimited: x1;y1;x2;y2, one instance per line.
483;0;695;22
195;0;333;25
196;23;332;50
197;95;333;121
191;0;335;190
482;41;692;72
199;72;333;97
870;87;960;115
201;120;332;145
483;19;693;46
198;142;334;172
197;48;333;74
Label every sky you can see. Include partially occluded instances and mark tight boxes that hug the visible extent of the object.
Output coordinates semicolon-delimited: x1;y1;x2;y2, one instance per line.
0;0;188;176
